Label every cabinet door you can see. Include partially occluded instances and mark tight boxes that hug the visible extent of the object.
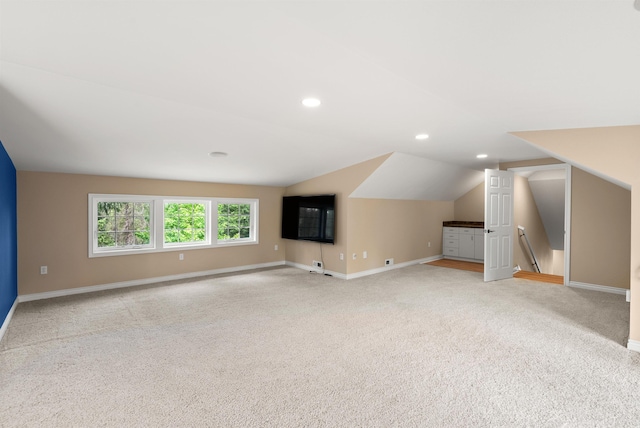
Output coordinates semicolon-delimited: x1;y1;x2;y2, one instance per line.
474;232;484;260
459;234;475;259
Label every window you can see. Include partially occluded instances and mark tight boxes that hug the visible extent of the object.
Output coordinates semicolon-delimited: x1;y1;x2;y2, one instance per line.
216;200;258;244
90;196;155;256
218;202;252;241
89;194;258;257
164;201;209;246
97;201;152;248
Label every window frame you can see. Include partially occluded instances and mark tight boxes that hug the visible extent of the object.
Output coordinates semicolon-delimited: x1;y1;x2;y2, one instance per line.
89;194;156;257
88;194;259;258
215;198;259;245
163;199;212;248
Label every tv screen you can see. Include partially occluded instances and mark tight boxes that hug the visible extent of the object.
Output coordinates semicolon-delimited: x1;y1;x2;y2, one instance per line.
282;195;335;244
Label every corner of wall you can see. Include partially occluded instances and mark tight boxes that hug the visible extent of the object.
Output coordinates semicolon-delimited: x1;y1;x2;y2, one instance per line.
0;140;18;331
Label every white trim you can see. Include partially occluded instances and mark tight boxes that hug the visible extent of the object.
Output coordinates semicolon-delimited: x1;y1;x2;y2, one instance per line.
443;256;484;264
627;339;640;353
563;165;572;287
285;256;443;280
0;298;18;344
284;261;345;279
568;281;627;295
346;255;443;279
18;261;285;303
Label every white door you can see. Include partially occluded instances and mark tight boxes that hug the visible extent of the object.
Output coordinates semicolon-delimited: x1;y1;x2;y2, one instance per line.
484;169;514;282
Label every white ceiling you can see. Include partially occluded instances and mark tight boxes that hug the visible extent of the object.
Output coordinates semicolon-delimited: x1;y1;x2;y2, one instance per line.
1;1;639;187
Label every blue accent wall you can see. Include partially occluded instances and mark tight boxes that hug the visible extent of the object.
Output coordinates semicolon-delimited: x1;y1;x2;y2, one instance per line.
0;140;18;327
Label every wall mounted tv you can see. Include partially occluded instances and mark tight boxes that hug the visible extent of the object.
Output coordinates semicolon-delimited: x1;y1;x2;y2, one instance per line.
281;194;336;244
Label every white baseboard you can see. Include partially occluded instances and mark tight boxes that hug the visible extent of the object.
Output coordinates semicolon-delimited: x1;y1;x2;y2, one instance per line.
284;261;346;279
442;256;484;264
628;339;640;353
18;261;286;303
346;256;442;280
286;256;443;280
0;298;18;344
568;281;627;296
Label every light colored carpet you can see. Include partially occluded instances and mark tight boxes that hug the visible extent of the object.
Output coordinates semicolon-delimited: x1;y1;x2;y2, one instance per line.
1;265;639;427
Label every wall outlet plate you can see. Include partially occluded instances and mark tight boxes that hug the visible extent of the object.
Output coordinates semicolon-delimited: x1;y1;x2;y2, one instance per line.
384;258;394;266
312;260;323;269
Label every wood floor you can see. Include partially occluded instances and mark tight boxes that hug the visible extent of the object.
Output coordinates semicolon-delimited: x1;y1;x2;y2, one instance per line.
425;259;564;285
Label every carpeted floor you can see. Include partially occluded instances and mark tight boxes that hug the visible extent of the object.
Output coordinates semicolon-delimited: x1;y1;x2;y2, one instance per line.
1;265;639;427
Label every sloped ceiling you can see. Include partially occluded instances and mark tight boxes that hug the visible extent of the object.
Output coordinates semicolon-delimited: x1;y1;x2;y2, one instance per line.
350;152;485;201
1;2;639;187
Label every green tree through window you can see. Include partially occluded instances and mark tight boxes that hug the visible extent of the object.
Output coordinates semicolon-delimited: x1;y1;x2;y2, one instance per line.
164;202;207;244
97;202;150;248
218;203;251;240
90;194;257;257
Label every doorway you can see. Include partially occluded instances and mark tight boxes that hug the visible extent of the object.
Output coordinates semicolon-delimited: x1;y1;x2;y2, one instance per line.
508;164;571;286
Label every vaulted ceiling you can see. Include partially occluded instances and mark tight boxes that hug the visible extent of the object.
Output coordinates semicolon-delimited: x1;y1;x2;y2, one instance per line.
1;1;638;188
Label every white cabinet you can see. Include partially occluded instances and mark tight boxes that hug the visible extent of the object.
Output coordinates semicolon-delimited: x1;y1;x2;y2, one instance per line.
442;226;484;261
474;228;484;260
458;229;475;259
442;227;459;257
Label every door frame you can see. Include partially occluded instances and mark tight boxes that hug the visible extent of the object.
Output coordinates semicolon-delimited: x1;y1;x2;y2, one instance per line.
507;163;572;286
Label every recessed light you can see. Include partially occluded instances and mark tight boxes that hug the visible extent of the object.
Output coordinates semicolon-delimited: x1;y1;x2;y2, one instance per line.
476;154;488;159
302;98;321;108
415;134;429;140
209;151;228;158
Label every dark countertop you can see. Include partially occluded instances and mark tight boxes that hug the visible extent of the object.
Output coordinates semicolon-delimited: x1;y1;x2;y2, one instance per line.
443;221;484;228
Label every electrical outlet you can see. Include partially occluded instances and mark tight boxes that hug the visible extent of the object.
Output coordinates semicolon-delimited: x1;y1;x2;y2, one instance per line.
339;253;344;261
40;266;48;275
312;260;323;269
179;253;184;261
274;244;278;251
428;241;431;248
363;251;367;259
352;253;357;260
384;258;394;266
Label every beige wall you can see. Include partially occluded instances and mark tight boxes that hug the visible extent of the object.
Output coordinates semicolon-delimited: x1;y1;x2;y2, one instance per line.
283;154;390;275
512;125;639;343
283;153;453;276
552;250;565;277
454;182;483;222
347;199;453;274
570;167;630;289
17;172;285;295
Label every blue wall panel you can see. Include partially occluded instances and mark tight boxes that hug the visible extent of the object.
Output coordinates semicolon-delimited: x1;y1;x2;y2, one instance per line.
0;140;18;327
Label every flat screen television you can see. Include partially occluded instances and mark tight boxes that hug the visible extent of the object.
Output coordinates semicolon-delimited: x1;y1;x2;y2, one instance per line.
281;194;335;244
